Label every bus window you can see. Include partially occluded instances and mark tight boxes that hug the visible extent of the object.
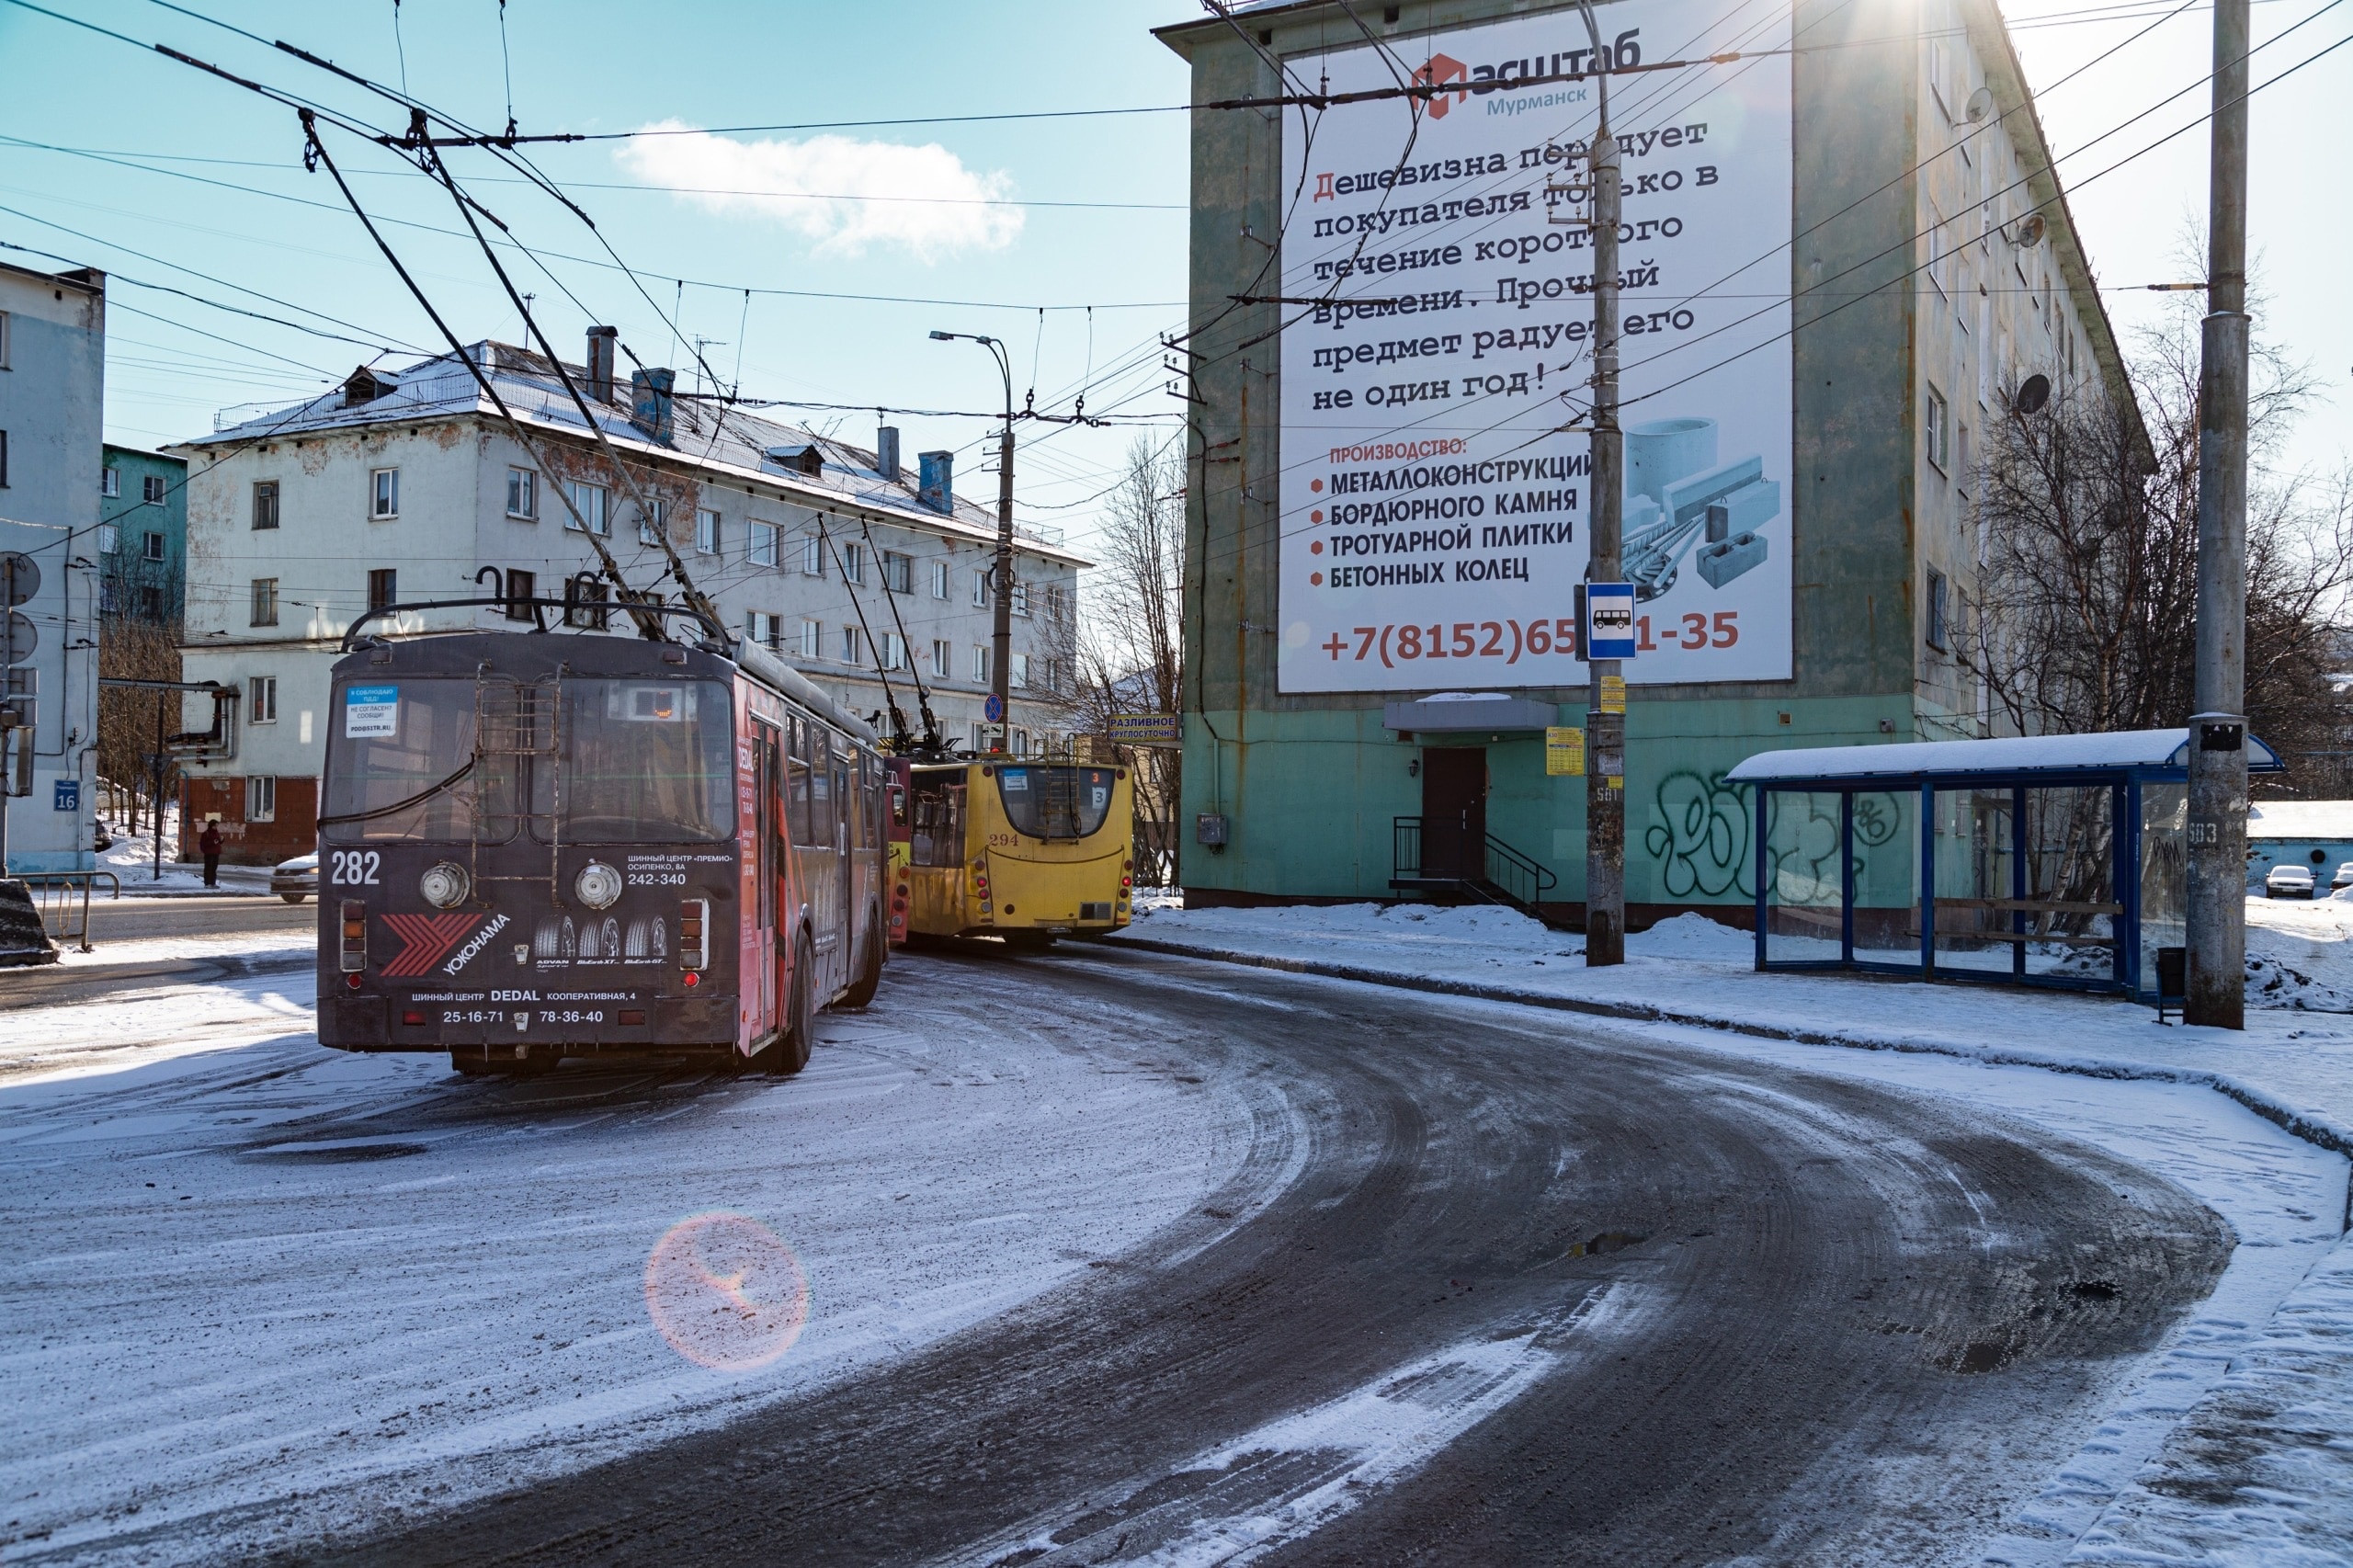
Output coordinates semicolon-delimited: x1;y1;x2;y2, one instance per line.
910;770;966;867
799;727;835;848
995;766;1118;841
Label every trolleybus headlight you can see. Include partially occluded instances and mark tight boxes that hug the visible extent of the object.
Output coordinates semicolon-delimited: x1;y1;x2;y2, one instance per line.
419;860;471;909
575;861;624;909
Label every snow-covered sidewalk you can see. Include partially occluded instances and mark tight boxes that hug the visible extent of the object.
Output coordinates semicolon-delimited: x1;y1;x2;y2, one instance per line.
1109;897;2353;1565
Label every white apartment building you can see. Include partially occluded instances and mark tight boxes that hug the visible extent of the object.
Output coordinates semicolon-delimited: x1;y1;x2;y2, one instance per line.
0;259;105;876
167;336;1086;861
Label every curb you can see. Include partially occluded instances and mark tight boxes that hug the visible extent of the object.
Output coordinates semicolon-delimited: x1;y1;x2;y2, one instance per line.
1101;934;2353;1172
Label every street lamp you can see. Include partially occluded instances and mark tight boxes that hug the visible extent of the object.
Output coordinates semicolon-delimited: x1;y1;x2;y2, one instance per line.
930;330;1016;755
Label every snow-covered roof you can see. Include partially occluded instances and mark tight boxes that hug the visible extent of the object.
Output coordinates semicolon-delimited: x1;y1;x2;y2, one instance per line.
1726;727;2285;784
187;342;1086;566
2246;801;2353;841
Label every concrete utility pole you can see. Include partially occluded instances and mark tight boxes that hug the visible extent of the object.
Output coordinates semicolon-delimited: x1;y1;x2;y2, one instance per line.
931;331;1017;754
1582;4;1626;967
2185;0;2250;1028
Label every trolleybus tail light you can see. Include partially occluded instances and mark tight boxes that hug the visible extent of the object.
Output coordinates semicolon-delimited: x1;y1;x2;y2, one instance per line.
339;899;367;973
678;899;710;971
619;1008;646;1026
400;1008;427;1027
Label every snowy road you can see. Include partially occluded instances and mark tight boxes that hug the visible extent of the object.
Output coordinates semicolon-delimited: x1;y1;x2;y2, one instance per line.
149;944;2328;1568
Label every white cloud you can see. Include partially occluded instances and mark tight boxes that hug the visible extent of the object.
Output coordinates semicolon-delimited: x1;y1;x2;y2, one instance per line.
615;120;1024;261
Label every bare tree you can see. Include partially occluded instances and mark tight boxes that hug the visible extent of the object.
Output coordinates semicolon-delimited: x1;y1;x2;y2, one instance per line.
96;616;184;835
1963;276;2351;796
1073;436;1186;885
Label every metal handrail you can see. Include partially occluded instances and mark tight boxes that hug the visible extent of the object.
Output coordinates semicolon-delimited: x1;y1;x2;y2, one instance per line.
1483;834;1559;908
22;869;120;953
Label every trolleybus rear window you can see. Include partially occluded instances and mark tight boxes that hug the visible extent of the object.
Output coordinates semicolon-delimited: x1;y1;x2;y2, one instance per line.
324;680;518;843
994;766;1117;841
535;679;735;843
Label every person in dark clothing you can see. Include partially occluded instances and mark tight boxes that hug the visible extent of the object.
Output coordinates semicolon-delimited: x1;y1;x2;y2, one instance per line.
199;820;223;887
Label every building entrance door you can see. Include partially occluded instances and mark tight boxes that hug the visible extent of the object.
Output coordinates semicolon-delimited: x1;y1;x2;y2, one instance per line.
1421;747;1487;881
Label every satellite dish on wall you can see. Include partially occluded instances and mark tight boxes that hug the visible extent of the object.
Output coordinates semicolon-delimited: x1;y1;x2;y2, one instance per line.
2013;373;2052;415
2012;212;2048;248
1964;85;1995;123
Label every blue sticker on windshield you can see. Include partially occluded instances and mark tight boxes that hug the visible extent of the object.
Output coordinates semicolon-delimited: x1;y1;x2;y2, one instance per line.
1002;771;1028;791
344;685;398;738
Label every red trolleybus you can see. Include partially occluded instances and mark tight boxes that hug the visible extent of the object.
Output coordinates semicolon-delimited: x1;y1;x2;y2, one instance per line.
317;598;887;1077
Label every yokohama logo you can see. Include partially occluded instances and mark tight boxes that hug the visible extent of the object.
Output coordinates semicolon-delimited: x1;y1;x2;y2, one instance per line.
381;913;481;979
1414;53;1469;119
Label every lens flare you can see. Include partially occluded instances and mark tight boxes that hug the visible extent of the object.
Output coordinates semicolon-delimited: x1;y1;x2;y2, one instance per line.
643;1210;811;1370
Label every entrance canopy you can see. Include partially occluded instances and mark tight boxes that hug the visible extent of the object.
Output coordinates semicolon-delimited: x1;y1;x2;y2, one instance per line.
1725;728;2284;1002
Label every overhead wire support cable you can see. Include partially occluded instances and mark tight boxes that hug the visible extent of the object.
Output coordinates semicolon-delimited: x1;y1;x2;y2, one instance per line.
857;515;944;754
816;517;913;754
405;125;728;640
296;111;666;642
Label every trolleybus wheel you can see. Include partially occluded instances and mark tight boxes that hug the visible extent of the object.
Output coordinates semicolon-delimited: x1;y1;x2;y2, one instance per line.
768;934;815;1076
839;905;884;1007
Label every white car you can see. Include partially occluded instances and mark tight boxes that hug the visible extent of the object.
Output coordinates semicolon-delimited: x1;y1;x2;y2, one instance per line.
2334;861;2353;892
2265;864;2315;899
271;851;319;905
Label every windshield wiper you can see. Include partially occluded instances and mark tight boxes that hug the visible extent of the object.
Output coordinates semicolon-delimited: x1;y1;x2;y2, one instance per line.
319;758;477;827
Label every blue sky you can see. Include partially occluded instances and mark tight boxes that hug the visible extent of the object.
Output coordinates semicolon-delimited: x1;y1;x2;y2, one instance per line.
0;0;2344;558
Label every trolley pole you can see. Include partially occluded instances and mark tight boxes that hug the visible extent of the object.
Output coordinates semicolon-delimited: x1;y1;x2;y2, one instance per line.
931;330;1017;754
1583;6;1626;967
2185;0;2250;1028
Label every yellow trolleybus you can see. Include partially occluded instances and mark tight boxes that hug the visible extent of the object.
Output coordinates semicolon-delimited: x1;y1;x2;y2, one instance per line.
887;759;1133;947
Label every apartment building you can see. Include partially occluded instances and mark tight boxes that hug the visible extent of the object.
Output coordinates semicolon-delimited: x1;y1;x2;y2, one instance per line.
167;336;1086;862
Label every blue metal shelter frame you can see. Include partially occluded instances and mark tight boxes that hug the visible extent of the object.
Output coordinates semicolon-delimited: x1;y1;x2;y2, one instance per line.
1726;729;2283;1003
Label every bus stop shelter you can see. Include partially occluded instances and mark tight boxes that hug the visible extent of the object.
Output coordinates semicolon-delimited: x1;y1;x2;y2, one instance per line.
1724;728;2284;1003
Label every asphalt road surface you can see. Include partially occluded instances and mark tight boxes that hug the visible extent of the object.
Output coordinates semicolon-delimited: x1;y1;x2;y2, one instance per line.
303;945;2231;1567
0;895;311;1015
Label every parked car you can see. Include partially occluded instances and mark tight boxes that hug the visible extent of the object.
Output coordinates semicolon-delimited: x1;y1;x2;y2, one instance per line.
2334;861;2353;892
2265;864;2315;899
271;851;318;905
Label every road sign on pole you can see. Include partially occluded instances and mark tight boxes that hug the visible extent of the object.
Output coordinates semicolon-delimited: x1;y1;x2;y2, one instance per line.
983;692;1006;724
1584;583;1637;661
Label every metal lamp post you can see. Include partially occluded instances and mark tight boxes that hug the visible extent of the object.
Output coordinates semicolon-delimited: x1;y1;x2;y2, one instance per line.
930;330;1017;755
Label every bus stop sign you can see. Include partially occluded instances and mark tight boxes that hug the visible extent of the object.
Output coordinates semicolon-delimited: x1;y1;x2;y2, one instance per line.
1580;582;1638;660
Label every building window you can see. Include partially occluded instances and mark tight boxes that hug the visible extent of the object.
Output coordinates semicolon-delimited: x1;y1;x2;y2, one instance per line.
879;631;903;670
801;536;825;576
1044;584;1066;623
142;531;165;562
971;568;990;608
745;610;781;648
695;506;721;555
246;776;278;824
972;645;991;684
566;481;608;536
800;619;822;658
142;473;166;506
370;467;399;519
1925;384;1949;472
563;576;609;630
253;480;279;530
840;626;862;665
881;550;913;595
100;580;118;615
638;498;667;546
751;522;779;567
1012;728;1029;758
972;722;990;753
1013;652;1033;689
102;467;119;498
250;578;278;627
841;542;865;585
0;430;9;488
930;639;950;679
504;567;536;620
1927;568;1949;650
249;676;278;724
97;522;117;554
368;569;397;610
506;467;537;519
930;560;949;599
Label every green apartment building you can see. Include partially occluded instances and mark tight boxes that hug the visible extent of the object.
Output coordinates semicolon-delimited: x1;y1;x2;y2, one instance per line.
1156;0;2137;924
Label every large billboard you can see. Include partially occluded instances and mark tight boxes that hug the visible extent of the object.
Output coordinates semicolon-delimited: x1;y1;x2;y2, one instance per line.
1277;2;1793;693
